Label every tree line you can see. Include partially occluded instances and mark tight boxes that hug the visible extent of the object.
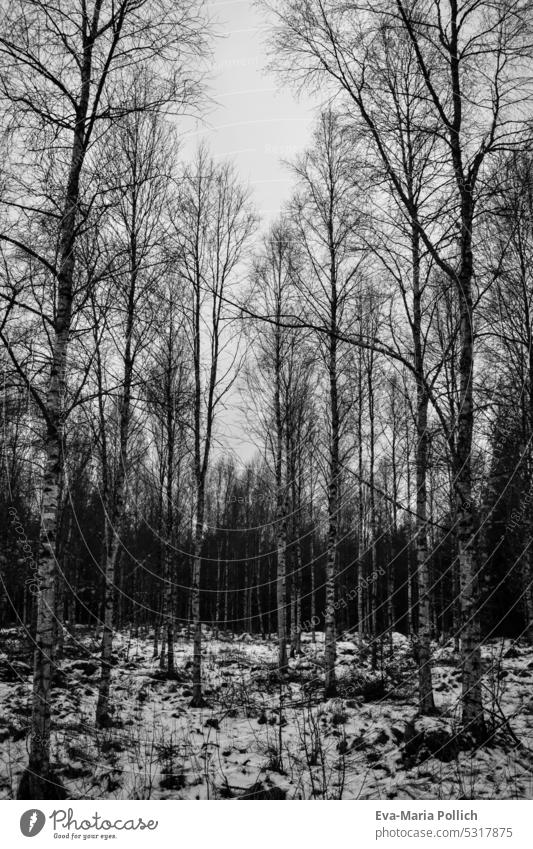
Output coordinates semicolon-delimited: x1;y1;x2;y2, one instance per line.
1;0;533;798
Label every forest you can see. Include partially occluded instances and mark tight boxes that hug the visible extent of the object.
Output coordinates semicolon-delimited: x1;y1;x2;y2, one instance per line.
1;0;533;801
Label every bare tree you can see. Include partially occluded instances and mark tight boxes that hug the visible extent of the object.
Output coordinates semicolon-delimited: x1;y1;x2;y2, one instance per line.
246;219;302;672
172;146;255;705
290;109;364;695
360;25;445;710
145;281;192;672
95;103;175;726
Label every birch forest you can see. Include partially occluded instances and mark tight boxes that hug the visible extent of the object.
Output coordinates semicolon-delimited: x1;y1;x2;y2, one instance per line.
2;0;533;801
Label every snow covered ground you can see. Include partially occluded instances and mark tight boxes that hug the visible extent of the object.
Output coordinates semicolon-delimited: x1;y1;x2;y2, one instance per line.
1;628;532;800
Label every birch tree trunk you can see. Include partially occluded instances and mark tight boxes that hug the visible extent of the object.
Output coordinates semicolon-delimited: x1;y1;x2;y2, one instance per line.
22;49;92;797
274;322;288;672
324;324;339;696
412;228;435;713
456;258;484;738
96;323;133;726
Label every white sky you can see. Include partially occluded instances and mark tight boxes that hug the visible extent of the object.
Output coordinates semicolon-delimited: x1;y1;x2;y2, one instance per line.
182;0;319;219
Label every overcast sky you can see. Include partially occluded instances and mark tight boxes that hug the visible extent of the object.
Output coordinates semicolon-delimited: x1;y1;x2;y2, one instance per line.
183;0;319;219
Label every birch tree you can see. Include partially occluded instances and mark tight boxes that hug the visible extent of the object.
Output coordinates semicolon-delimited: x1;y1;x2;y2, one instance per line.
290;109;364;695
246;219;301;672
172;147;255;705
147;283;192;671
